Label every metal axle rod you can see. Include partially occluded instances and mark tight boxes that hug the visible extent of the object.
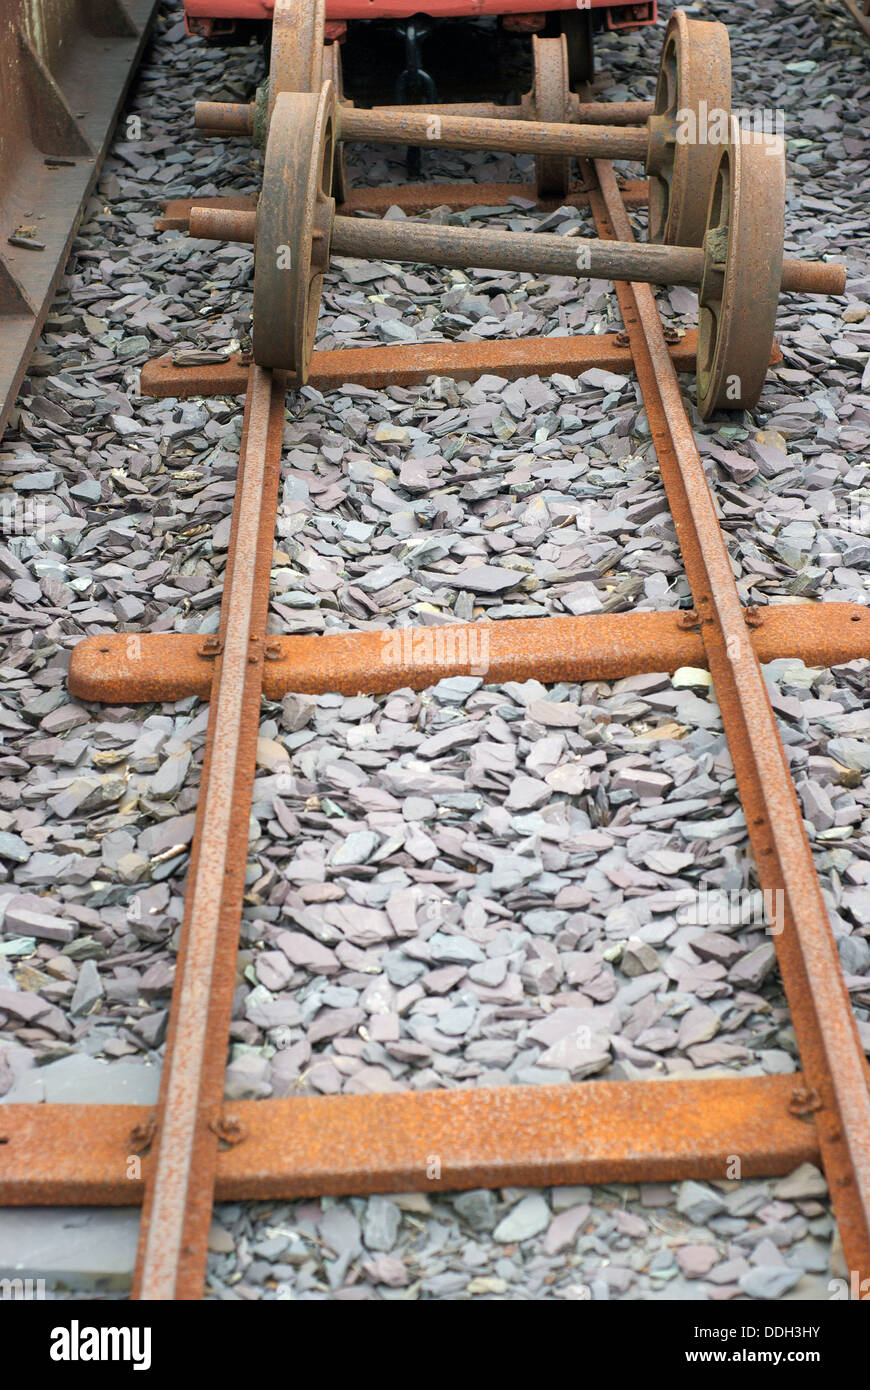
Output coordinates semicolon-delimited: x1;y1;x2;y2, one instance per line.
376;98;654;125
194;97;654;139
187;205;846;299
336;106;648;160
195;99;648;160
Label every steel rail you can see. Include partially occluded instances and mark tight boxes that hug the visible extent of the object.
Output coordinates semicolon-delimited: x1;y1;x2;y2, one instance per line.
583;154;870;1281
132;366;287;1301
841;0;870;42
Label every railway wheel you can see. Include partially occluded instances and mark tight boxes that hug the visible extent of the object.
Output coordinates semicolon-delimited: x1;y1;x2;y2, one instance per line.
696;134;784;419
323;39;348;205
268;0;325;121
529;35;572;199
647;10;731;247
253;84;336;379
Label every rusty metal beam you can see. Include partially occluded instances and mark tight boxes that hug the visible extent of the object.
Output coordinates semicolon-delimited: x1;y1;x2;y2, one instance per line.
585;155;870;1283
132;367;287;1301
0;0;159;441
328;212;838;297
155;180;651;231
141;330;783;400
0;1075;820;1207
69;604;870;705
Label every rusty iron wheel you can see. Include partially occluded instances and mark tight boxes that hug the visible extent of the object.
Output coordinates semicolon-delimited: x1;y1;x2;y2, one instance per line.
696;134;784;419
323;39;347;205
530;35;572;198
253;84;336;379
268;0;325;121
647;10;731;247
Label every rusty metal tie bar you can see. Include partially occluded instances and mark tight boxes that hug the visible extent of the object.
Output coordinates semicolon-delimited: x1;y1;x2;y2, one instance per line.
69;604;870;705
0;1076;823;1207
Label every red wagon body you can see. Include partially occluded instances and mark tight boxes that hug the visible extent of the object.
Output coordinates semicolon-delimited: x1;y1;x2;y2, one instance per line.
184;0;657;37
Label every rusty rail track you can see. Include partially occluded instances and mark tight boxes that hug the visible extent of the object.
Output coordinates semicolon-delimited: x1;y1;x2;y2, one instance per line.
841;0;870;43
133;366;287;1299
1;144;869;1300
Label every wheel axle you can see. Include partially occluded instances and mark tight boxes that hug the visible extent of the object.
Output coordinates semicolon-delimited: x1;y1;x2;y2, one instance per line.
188;190;843;300
193;8;730;242
190;83;845;419
193;96;654;138
185;8;847;420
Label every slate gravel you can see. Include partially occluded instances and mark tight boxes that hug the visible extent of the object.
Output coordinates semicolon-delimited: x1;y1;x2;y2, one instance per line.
0;0;868;1301
203;1164;845;1301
